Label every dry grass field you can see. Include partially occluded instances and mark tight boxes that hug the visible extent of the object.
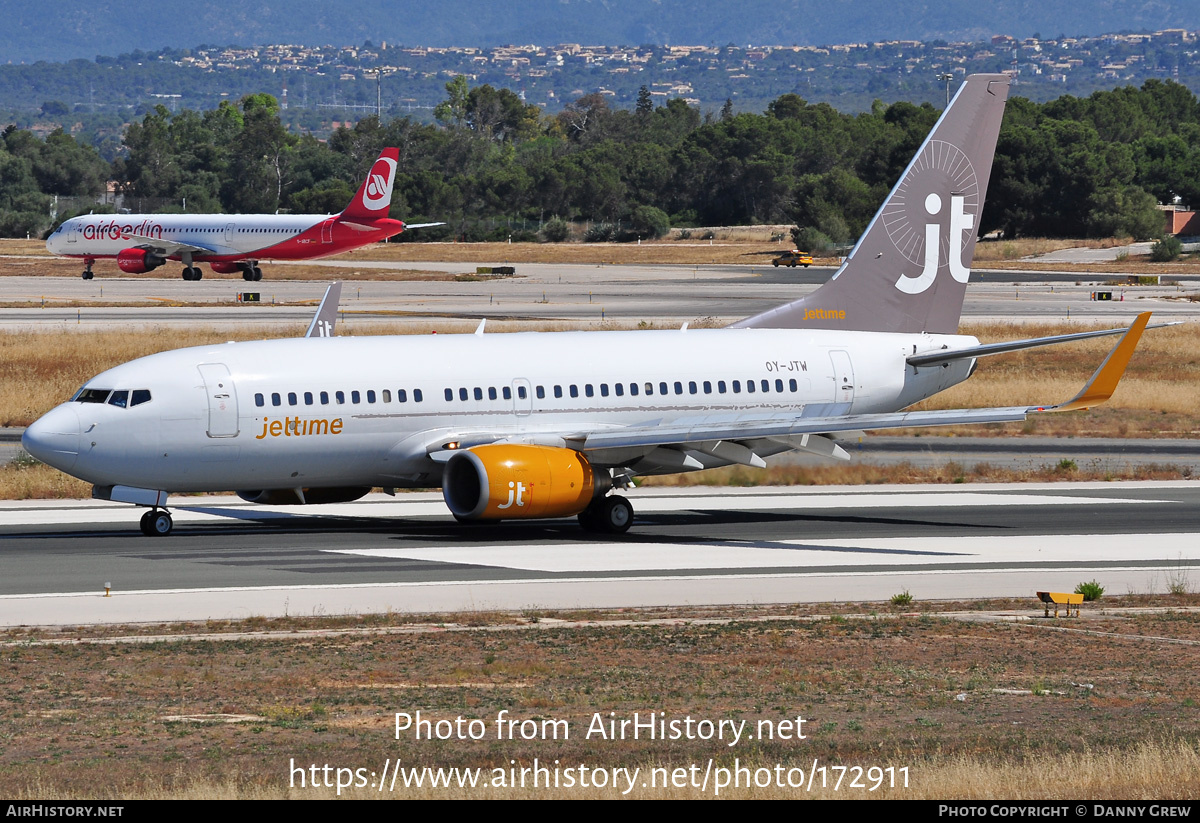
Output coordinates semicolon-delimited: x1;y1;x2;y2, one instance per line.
4;599;1200;799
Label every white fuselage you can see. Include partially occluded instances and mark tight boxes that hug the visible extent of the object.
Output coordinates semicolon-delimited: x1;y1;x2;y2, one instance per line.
27;327;977;494
46;213;334;259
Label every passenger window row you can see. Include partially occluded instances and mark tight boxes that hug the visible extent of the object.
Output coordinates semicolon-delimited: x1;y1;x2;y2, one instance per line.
440;378;803;402
254;388;425;408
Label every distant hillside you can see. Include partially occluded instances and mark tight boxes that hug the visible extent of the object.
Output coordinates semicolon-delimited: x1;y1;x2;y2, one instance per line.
6;0;1200;62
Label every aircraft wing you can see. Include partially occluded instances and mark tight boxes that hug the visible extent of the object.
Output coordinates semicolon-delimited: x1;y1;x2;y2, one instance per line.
571;313;1149;459
120;233;216;257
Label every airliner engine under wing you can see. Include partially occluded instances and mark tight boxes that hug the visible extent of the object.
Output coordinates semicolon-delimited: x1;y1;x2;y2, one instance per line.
45;148;441;281
23;74;1156;536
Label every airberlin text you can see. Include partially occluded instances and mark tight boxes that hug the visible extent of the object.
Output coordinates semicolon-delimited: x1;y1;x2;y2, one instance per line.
395;710;806;746
80;220;163;241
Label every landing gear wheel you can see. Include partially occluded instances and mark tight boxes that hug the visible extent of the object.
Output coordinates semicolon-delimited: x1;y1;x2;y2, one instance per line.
139;510;173;536
182;266;201;281
252;266;263;281
580;495;633;534
242;269;254;282
82;270;94;280
598;495;633;534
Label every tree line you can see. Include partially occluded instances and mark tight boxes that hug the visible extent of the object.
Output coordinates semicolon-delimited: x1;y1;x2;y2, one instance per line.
7;79;1200;244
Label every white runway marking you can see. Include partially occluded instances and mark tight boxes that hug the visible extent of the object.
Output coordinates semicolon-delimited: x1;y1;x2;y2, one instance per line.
327;533;1200;573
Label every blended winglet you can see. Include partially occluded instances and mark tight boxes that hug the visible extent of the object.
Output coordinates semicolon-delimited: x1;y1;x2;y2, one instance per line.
1038;312;1150;413
304;283;342;338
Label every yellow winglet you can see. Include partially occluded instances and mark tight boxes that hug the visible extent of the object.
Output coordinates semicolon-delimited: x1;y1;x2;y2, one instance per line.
1038;312;1150;413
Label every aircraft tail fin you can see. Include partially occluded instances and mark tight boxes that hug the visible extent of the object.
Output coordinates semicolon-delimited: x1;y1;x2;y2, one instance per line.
305;283;342;338
339;148;399;221
732;73;1010;334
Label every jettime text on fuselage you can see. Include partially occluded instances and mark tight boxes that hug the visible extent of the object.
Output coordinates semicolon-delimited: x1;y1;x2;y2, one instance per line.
256;417;344;439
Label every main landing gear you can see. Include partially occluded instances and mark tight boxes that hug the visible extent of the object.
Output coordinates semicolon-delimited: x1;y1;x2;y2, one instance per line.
181;266;203;281
578;494;634;535
241;263;263;282
139;508;173;536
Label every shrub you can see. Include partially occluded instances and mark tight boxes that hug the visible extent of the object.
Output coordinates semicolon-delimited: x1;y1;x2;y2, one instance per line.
628;205;670;239
1151;235;1182;262
890;590;914;606
791;226;834;253
585;223;615;242
1075;580;1105;601
539;218;570;243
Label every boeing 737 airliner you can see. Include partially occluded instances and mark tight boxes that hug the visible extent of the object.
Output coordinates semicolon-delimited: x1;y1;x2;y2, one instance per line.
45;148;438;281
23;75;1156;536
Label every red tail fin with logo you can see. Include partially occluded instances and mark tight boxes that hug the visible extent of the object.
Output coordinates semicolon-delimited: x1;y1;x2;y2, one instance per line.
340;148;399;221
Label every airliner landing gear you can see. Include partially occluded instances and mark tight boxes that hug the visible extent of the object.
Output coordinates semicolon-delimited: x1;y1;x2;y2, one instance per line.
181;266;202;281
240;265;263;282
139;508;173;537
82;259;95;280
578;494;633;534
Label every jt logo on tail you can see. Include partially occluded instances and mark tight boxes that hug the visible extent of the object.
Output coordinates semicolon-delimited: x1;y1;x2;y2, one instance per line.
895;192;975;295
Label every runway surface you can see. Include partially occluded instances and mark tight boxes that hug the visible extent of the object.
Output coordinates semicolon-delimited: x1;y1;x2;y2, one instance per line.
1;482;1196;626
2;263;1198;330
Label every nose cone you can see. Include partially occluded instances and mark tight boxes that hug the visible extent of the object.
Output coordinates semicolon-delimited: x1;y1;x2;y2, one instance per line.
23;405;81;472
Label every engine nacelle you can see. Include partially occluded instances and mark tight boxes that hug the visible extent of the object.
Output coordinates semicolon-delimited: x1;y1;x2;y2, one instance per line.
236;487;372;505
442;444;609;521
209;261;247;274
116;247;165;274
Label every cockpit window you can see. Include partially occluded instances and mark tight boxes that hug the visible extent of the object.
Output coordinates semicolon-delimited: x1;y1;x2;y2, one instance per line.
107;390;129;408
131;390;152;407
74;388;111;403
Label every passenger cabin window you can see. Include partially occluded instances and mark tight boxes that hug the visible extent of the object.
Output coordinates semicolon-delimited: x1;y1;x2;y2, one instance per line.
288;392;298;406
255;393;265;407
474;387;483;401
367;390;376;403
536;386;545;399
488;387;497;400
382;390;391;403
336;391;345;404
351;391;361;404
398;389;407;403
414;389;423;402
502;387;512;400
320;391;329;405
272;392;282;407
304;392;314;405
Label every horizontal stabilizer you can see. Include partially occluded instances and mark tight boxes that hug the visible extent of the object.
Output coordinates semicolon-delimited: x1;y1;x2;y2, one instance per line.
909;314;1170;367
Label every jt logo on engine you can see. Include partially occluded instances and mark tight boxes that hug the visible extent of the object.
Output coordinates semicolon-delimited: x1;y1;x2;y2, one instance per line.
497;481;527;509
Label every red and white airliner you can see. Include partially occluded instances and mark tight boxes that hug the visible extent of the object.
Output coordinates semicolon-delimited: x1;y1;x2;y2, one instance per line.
46;148;437;281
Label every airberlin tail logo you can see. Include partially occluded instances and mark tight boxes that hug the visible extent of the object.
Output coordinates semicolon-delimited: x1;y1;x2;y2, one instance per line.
880;140;981;296
361;157;397;210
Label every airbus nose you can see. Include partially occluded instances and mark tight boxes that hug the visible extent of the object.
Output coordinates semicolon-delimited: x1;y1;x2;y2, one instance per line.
23;405;81;472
